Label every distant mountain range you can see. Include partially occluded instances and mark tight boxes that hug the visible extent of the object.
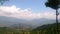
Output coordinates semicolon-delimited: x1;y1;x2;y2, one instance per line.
0;16;60;28
0;16;29;27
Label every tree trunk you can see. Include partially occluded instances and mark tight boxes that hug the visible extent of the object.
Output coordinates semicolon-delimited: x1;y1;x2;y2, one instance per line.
56;9;59;34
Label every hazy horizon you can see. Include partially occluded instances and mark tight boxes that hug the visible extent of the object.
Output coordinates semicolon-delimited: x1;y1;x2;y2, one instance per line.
0;0;60;27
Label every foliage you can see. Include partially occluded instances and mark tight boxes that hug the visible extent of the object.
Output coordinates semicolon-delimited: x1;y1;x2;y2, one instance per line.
0;0;9;5
31;23;60;34
0;23;60;34
45;0;60;9
0;27;31;34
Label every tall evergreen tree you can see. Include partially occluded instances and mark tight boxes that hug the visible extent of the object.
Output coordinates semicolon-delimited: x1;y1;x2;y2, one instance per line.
45;0;60;34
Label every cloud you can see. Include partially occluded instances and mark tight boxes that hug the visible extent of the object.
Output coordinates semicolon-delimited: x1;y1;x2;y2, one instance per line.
0;5;60;19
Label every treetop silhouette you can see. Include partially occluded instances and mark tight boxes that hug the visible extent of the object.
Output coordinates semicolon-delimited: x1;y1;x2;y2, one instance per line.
45;0;60;9
0;0;9;5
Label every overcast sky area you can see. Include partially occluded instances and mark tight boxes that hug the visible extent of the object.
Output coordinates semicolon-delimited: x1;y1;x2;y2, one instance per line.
0;0;60;20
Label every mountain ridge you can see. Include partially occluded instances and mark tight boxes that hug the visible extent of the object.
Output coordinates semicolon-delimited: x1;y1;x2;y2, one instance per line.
0;16;60;28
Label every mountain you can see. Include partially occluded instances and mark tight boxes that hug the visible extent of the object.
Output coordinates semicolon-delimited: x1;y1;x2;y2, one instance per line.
30;18;56;28
0;16;30;27
0;16;60;28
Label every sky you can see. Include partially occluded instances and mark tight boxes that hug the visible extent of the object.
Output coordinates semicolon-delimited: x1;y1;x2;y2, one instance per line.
0;0;60;19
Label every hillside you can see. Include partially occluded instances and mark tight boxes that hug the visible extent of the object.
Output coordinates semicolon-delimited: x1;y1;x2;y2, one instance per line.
0;23;60;34
0;23;32;34
31;23;60;34
9;23;33;31
0;26;31;34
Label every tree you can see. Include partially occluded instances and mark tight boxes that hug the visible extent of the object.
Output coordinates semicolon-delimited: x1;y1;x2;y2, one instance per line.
45;0;60;34
0;0;9;5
